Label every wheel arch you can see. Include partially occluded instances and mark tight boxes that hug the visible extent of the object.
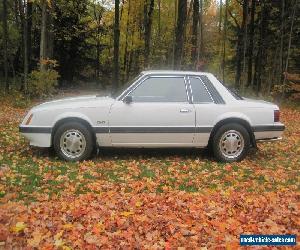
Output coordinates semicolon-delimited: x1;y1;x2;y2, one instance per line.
208;117;256;148
51;117;96;146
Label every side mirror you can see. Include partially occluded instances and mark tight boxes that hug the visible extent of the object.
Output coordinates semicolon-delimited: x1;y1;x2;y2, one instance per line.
123;95;133;104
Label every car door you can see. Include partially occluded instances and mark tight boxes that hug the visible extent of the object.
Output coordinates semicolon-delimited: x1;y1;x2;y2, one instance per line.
108;75;195;146
189;75;220;147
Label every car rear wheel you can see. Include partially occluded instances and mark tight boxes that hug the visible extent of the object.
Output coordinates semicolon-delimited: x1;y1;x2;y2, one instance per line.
53;121;94;161
212;123;250;162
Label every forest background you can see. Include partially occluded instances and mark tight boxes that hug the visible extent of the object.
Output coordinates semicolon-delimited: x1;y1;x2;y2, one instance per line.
0;0;299;100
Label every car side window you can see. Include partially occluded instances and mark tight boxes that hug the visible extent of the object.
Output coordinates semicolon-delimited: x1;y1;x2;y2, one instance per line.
129;77;188;102
190;77;213;103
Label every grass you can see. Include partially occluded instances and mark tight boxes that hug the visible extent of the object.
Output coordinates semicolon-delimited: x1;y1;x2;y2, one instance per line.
0;98;299;203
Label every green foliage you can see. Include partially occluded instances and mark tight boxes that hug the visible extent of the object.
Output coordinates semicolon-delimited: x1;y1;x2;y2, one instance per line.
27;69;59;98
11;91;31;108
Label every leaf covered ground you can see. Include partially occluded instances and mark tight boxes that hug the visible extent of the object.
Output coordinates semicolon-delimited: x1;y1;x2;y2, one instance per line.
0;99;299;249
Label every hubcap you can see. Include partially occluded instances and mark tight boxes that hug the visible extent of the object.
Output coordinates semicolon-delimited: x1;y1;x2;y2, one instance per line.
60;129;86;159
219;130;244;159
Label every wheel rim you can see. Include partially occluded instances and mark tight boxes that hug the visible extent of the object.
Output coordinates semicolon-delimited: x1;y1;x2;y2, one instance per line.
219;130;244;159
59;129;86;159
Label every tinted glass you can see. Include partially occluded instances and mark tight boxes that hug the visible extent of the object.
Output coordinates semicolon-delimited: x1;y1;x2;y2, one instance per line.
190;77;213;103
130;77;187;102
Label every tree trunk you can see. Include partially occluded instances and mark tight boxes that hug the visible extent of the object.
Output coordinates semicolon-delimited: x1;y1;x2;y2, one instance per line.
123;0;131;81
197;0;204;62
279;0;285;83
158;0;161;38
96;29;100;80
23;0;28;92
218;0;223;74
93;2;103;84
144;0;155;68
284;0;297;74
247;0;256;87
235;0;247;90
113;0;120;92
47;0;54;60
174;0;187;69
281;0;298;98
2;0;9;92
219;0;222;34
172;0;178;68
222;0;228;83
241;0;248;92
191;0;199;67
253;2;268;96
40;0;48;72
27;1;33;71
17;0;28;91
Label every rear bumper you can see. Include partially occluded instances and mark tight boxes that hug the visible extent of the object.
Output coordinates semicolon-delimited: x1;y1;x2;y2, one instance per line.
252;124;285;132
253;124;285;142
256;137;282;143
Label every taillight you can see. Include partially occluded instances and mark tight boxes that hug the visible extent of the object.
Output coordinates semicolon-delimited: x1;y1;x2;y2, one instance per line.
274;110;280;122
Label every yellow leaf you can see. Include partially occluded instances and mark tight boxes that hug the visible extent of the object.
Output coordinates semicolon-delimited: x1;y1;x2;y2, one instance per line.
135;201;142;207
11;222;26;233
54;239;64;247
54;230;64;240
120;211;134;217
62;223;73;230
62;246;72;250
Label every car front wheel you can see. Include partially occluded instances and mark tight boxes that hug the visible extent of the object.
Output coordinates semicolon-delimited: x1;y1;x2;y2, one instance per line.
212;123;250;162
53;121;94;161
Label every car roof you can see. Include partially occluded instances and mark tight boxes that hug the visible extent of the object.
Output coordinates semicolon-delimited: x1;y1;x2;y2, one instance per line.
141;70;212;76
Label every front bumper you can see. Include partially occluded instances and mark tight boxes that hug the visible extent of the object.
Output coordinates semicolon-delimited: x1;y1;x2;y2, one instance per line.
19;126;52;147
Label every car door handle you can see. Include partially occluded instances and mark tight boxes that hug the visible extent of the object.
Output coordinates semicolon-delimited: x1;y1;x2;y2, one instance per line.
180;108;192;113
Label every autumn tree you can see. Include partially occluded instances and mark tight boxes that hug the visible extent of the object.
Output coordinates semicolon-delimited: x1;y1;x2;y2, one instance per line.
2;0;9;92
222;0;228;83
113;0;120;91
40;0;48;72
247;0;256;87
233;0;248;90
253;1;269;95
144;0;154;68
191;0;199;68
174;0;187;69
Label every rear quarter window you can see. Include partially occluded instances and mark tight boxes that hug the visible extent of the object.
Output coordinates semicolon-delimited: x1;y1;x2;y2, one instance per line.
190;77;213;103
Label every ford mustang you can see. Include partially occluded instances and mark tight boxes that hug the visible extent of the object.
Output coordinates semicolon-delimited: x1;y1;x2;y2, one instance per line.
19;70;285;162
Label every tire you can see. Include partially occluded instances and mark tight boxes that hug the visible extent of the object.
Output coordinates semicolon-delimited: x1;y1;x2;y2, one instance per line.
53;121;94;161
212;123;250;162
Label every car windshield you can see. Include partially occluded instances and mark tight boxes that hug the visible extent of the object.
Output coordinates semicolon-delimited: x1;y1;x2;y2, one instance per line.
111;74;143;98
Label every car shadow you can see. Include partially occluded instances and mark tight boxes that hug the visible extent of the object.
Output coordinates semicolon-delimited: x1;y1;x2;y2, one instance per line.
95;147;213;161
30;146;257;162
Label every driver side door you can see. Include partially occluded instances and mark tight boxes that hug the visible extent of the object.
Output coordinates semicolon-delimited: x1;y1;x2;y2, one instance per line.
108;75;196;146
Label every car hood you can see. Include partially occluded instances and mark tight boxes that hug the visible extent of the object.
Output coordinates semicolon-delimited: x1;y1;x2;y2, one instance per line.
32;95;115;112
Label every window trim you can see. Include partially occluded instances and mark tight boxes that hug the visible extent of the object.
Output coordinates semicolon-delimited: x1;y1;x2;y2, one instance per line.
121;75;190;103
117;74;147;101
188;76;215;104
